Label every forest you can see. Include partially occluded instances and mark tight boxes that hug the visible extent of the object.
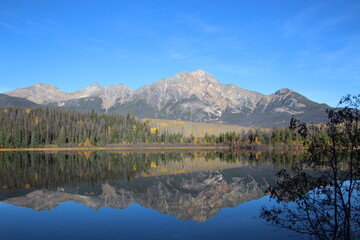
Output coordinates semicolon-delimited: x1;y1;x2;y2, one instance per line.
0;107;321;148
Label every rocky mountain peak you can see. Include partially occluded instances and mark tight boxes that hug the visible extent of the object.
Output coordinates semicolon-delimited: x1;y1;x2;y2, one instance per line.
5;83;70;104
90;83;101;88
31;83;61;91
73;83;103;98
159;70;218;86
33;83;53;87
275;88;293;95
106;84;128;89
190;69;218;84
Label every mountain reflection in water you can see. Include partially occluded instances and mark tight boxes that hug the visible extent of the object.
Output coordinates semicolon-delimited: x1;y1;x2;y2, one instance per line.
0;151;302;222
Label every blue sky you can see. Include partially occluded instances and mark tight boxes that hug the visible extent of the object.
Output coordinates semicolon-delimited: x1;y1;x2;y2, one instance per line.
0;0;359;107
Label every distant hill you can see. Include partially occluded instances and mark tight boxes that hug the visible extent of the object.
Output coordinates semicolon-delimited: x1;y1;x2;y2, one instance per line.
141;118;264;137
0;94;39;108
4;70;331;127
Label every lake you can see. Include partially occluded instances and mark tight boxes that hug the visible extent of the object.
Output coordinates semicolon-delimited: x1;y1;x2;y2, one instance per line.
0;151;307;240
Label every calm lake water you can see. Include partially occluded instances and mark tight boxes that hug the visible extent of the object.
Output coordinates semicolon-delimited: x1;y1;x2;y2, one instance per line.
0;151;305;240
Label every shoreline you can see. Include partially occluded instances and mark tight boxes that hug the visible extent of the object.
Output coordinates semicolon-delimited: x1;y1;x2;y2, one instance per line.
0;143;303;152
0;145;231;152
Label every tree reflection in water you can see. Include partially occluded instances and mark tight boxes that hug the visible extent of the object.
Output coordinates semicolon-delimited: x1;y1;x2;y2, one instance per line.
0;150;303;191
261;94;360;240
0;150;304;222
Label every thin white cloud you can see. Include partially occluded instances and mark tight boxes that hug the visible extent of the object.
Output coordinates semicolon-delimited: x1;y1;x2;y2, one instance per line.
87;37;109;45
282;3;327;39
282;2;351;42
178;15;221;34
0;20;20;33
42;18;64;28
163;36;200;61
169;53;187;60
283;2;360;83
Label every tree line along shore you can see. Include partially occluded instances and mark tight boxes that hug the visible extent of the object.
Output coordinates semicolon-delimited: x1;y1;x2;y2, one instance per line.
0;107;329;150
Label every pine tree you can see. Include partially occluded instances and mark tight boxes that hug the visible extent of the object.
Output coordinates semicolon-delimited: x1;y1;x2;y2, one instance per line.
57;127;66;146
4;134;10;148
0;129;4;147
30;131;39;147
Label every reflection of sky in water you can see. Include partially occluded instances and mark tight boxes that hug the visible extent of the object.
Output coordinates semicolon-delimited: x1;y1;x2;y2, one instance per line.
0;151;306;239
0;196;300;240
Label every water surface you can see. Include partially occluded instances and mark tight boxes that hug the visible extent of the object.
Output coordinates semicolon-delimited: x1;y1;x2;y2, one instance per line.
0;151;304;240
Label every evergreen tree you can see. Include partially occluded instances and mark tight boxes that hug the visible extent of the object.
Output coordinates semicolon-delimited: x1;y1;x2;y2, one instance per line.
57;127;66;146
30;131;39;147
0;129;4;147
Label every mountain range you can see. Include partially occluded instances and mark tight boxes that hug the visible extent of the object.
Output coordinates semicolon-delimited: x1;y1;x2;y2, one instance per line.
3;70;330;127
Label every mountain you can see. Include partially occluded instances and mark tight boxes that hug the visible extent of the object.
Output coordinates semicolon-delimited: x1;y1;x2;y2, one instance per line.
4;83;71;104
111;70;264;121
5;83;132;113
221;88;331;126
0;94;39;108
4;70;330;127
71;83;133;110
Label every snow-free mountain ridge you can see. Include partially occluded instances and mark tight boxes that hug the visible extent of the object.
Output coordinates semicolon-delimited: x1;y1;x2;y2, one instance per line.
4;70;330;127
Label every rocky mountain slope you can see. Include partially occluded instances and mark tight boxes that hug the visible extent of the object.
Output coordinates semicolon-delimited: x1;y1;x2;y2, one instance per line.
0;94;39;108
4;70;330;127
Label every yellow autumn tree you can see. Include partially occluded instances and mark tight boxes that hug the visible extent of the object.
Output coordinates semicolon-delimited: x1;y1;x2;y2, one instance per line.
84;138;92;147
34;115;40;125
